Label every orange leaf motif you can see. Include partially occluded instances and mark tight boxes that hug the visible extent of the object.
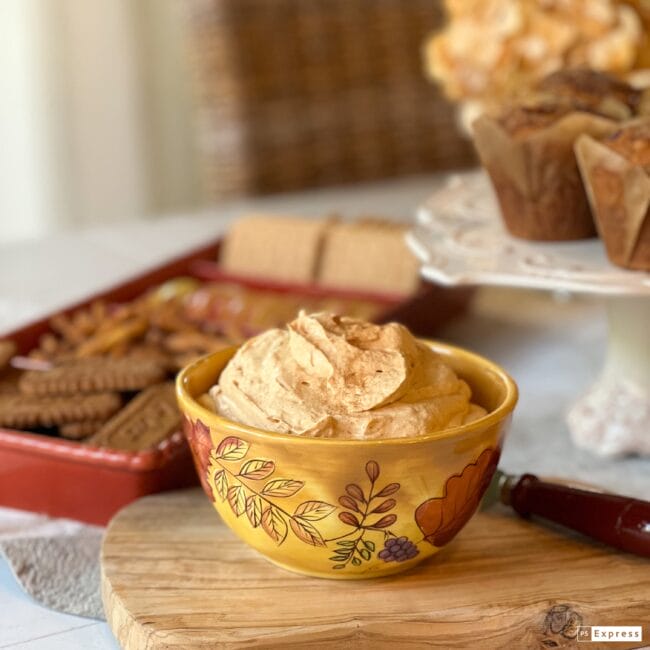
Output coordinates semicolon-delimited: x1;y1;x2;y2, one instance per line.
261;506;288;544
294;500;336;521
290;518;326;547
212;469;229;502
226;484;246;517
261;479;304;498
239;459;275;480
183;417;213;498
216;436;249;461
246;495;263;527
415;448;499;547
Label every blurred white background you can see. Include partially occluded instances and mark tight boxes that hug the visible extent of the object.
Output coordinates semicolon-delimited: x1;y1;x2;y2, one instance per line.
0;0;203;244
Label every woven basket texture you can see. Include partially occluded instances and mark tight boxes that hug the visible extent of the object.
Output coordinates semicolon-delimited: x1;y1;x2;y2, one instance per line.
185;0;475;197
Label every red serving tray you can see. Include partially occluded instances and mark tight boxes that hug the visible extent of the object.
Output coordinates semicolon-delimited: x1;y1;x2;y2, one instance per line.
0;239;472;524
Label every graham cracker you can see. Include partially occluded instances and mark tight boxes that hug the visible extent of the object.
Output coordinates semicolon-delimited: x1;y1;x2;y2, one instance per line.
317;219;420;295
220;214;332;283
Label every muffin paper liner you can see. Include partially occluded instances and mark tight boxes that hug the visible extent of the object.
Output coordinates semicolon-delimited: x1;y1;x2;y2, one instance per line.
473;112;619;241
575;133;650;271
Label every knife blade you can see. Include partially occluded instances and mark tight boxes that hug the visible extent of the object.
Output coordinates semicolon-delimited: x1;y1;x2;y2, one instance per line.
482;469;650;558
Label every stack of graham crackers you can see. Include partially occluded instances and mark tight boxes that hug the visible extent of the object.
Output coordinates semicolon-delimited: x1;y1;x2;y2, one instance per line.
220;215;421;295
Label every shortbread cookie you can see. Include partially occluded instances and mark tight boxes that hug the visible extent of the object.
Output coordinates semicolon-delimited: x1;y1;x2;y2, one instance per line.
86;382;180;451
0;392;122;429
19;357;167;397
0;369;20;395
59;420;106;440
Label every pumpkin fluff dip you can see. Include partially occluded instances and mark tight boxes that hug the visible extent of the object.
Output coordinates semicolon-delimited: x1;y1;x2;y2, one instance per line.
210;312;486;439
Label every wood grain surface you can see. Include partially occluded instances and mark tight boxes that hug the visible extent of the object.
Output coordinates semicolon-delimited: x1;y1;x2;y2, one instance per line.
101;489;650;649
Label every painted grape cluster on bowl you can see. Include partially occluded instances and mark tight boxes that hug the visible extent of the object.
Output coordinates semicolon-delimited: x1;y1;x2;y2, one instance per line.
177;343;516;579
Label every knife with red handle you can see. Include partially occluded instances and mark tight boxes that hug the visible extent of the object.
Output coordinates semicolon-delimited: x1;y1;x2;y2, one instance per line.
486;470;650;558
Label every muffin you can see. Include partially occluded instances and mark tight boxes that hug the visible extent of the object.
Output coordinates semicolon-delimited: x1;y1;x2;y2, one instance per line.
575;120;650;270
473;70;642;241
473;106;618;240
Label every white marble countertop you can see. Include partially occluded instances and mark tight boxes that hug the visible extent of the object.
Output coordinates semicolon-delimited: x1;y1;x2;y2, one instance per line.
0;175;647;649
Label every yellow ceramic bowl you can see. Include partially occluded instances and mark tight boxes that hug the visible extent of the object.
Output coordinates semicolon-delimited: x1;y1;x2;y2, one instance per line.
176;341;518;579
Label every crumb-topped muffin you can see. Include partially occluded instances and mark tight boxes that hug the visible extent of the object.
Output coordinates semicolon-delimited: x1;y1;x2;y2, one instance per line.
473;69;643;241
535;68;647;120
576;120;650;270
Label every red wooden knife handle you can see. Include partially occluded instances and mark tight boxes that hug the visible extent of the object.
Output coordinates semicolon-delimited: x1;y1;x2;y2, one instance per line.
509;474;650;558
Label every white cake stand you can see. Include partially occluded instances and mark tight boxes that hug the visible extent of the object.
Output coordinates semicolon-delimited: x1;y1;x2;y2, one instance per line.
407;171;650;457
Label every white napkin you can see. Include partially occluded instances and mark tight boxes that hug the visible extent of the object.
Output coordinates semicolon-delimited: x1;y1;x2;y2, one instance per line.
0;507;104;620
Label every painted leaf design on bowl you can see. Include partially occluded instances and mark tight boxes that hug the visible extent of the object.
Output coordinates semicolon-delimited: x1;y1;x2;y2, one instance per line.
226;484;246;516
294;501;336;520
205;433;336;548
261;505;288;544
245;494;264;528
290;517;326;547
201;432;473;571
331;460;406;569
215;436;249;461
415;447;499;547
261;479;304;498
212;470;229;501
182;416;213;498
239;459;275;480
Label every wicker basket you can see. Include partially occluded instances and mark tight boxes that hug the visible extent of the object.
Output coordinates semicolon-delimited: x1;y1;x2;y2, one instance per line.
184;0;475;198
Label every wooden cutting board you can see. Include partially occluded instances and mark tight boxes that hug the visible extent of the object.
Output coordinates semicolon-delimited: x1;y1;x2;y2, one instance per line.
101;489;650;649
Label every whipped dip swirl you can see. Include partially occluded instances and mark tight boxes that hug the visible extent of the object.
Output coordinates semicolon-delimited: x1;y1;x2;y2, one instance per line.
211;312;486;440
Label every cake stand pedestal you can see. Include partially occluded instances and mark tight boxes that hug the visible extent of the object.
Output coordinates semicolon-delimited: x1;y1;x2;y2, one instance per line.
408;171;650;457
